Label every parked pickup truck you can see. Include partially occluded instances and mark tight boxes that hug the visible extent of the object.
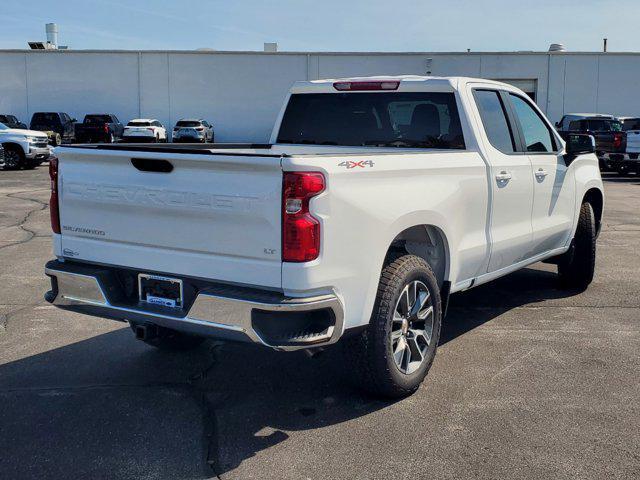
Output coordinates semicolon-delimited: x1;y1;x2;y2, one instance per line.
556;114;625;171
74;114;124;143
611;116;640;175
30;111;76;146
44;76;603;398
0;122;51;169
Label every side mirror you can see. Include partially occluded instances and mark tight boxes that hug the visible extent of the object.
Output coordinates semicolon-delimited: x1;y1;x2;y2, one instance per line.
555;121;560;128
564;134;596;165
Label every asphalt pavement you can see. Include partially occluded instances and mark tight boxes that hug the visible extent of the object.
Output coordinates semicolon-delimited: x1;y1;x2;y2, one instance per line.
0;166;638;479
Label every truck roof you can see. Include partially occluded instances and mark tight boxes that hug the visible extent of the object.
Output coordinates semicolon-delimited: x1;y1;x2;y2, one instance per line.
289;75;513;94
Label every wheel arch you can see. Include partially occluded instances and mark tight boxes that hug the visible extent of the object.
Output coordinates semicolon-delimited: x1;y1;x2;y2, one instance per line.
583;187;604;235
385;224;451;288
1;141;27;154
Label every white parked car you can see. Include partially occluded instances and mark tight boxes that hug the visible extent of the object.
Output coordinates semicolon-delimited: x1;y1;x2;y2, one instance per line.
122;119;167;143
45;76;603;397
172;119;214;143
0;122;51;170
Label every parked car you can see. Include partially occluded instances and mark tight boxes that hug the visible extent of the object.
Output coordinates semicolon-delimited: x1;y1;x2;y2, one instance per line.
556;113;625;171
0;114;27;130
0;122;51;169
122;119;167;143
45;76;603;398
74;114;124;143
30;112;76;146
610;117;640;174
172;119;215;143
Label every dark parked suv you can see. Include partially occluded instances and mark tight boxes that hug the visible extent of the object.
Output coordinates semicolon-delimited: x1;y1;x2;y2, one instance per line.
30;112;76;146
0;115;27;130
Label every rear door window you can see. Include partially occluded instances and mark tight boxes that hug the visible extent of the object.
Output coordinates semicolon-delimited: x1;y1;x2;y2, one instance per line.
473;90;516;153
277;92;465;149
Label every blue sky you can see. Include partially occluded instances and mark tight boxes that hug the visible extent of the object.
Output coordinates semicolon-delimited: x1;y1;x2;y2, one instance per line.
2;0;639;52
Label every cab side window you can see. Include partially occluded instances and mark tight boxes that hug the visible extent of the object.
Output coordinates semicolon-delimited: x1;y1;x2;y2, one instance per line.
509;94;557;153
473;89;516;153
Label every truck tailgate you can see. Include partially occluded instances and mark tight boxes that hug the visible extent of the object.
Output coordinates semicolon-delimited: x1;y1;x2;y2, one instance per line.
57;147;283;288
626;130;640;153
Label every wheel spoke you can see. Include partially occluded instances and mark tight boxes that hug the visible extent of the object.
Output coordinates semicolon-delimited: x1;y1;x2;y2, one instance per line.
408;336;423;361
418;305;433;321
391;329;403;341
402;341;412;371
397;285;410;316
394;337;407;370
411;328;431;347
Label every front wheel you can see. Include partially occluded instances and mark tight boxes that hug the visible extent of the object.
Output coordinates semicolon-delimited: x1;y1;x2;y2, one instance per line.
558;202;597;291
2;144;25;170
344;254;442;398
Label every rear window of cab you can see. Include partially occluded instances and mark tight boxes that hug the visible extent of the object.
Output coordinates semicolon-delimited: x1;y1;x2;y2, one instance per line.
277;92;465;149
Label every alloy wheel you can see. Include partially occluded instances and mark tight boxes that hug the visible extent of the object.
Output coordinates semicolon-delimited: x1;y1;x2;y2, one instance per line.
3;148;21;169
391;280;434;375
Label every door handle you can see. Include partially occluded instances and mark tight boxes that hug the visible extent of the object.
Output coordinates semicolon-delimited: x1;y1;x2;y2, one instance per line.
535;168;548;179
495;171;512;181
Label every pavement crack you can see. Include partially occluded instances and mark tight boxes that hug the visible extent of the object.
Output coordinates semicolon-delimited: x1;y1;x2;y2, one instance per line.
0;191;50;251
186;342;225;480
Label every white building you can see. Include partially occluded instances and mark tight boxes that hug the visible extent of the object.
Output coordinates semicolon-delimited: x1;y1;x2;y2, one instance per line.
0;49;638;142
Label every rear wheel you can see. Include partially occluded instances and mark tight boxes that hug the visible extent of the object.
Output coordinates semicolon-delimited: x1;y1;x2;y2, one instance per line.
558;201;597;291
130;322;206;351
2;145;24;170
344;254;442;398
51;133;61;146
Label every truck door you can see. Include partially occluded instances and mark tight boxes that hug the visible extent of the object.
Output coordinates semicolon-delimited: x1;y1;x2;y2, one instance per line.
506;93;576;255
472;89;534;272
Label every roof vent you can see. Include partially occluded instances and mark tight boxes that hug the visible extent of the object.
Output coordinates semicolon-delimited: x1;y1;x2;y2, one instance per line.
548;43;566;52
264;42;278;53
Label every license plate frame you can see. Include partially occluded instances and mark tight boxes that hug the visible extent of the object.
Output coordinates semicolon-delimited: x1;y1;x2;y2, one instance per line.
138;274;184;309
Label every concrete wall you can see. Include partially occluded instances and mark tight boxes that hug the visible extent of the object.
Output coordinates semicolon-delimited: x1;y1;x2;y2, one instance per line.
1;50;639;142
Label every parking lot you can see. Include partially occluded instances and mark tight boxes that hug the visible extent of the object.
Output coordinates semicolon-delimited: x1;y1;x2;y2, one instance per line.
0;165;638;479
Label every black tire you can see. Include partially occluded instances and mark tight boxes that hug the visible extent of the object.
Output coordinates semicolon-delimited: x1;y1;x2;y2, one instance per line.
22;158;41;170
130;323;206;351
2;144;25;170
343;254;442;398
558;202;597;291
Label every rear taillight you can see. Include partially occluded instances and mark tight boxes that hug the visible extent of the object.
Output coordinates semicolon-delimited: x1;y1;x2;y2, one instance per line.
282;172;325;262
49;157;61;234
613;132;623;149
333;80;400;91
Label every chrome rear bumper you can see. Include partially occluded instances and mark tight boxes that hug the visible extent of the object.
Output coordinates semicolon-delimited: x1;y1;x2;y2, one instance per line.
45;261;344;351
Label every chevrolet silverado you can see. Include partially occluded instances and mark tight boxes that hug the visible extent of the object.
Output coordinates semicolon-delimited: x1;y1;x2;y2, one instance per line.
44;76;603;397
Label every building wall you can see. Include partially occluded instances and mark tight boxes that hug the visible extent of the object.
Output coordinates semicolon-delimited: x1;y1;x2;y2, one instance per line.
0;50;639;142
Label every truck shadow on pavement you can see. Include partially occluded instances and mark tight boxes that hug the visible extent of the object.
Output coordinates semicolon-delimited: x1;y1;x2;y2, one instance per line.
0;265;579;479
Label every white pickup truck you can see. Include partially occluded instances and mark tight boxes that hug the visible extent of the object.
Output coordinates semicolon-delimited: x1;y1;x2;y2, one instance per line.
45;76;604;397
